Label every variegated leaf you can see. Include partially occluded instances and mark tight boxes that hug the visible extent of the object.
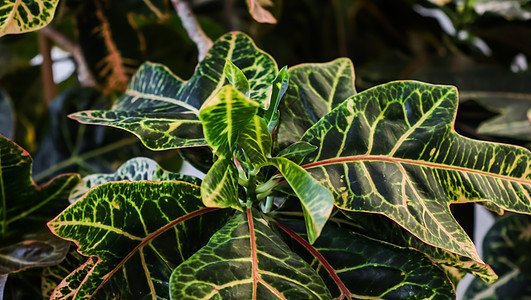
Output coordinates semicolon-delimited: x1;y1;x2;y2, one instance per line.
277;219;456;299
238;115;272;166
224;59;250;96
277;58;356;149
199;85;259;156
0;0;59;37
69;157;201;203
47;181;230;299
169;208;331;299
465;214;531;299
70;32;277;151
201;157;240;210
300;81;531;281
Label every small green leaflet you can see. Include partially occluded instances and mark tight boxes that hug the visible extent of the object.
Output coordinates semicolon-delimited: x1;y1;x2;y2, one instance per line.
300;81;531;279
70;32;278;151
224;59;250;97
238;115;272;166
264;66;289;133
199;85;260;156
201;157;240;210
47;181;230;299
0;0;59;37
169;208;331;299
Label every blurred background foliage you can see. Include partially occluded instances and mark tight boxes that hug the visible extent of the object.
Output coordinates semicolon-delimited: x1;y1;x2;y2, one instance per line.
1;0;530;297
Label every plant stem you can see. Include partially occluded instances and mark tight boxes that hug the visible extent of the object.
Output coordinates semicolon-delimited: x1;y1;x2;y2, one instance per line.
246;171;257;204
171;0;213;61
38;31;57;104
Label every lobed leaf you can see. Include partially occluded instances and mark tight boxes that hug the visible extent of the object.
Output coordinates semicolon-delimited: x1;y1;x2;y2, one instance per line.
70;32;277;151
277;219;456;299
47;181;230;299
199;85;260;156
277;58;356;149
300;81;531;281
0;135;78;274
269;157;334;244
0;0;59;37
69;157;201;203
169;208;331;299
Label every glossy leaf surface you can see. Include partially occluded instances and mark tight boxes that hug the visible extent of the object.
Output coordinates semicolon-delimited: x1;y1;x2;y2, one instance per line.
70;32;277;150
465;214;531;299
201;157;240;210
277;219;455;299
69;157;201;203
238;115;272;166
0;135;78;274
169;208;331;299
269;157;334;244
264;66;289;132
224;59;250;96
277;58;356;148
47;181;230;299
301;81;531;278
0;0;59;37
200;85;259;156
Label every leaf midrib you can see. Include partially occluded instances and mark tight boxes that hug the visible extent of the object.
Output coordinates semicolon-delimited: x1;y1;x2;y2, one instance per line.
303;155;530;184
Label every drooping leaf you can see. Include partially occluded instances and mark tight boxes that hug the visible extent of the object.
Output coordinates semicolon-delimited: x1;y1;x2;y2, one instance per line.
47;181;230;299
264;66;289;133
69;157;201;203
224;59;250;96
300;81;531;281
0;0;59;37
465;214;531;299
0;89;13;139
276;219;456;299
245;0;277;24
238;115;272;166
201;157;240;210
0;134;79;274
269;157;334;244
169;208;331;299
199;85;260;156
277;58;356;149
70;32;278;150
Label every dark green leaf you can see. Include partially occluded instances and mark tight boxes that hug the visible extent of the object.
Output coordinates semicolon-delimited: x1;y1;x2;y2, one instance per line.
465;214;531;299
264;66;289;132
69;157;201;203
200;85;260;156
0;135;79;274
277;219;455;299
238;115;272;166
277;58;356;148
269;157;334;244
201;157;241;210
47;181;230;299
300;81;531;281
169;208;331;299
0;0;59;36
70;32;278;150
224;59;250;96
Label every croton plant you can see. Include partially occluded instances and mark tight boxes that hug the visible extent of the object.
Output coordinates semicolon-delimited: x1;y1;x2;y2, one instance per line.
2;32;531;299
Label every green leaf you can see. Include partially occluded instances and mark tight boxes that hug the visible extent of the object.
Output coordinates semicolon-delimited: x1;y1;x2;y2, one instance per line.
238;115;272;166
169;208;331;299
277;58;356;149
0;89;13;139
465;214;531;299
277;219;456;299
0;0;59;37
269;157;334;244
300;81;531;280
224;59;250;96
0;135;79;273
264;66;289;132
47;181;230;299
69;157;201;203
200;85;260;156
70;32;278;150
278;141;318;165
201;157;241;210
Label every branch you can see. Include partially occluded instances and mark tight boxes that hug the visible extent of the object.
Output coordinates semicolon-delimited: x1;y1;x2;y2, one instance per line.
38;31;57;104
171;0;213;61
40;26;97;88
